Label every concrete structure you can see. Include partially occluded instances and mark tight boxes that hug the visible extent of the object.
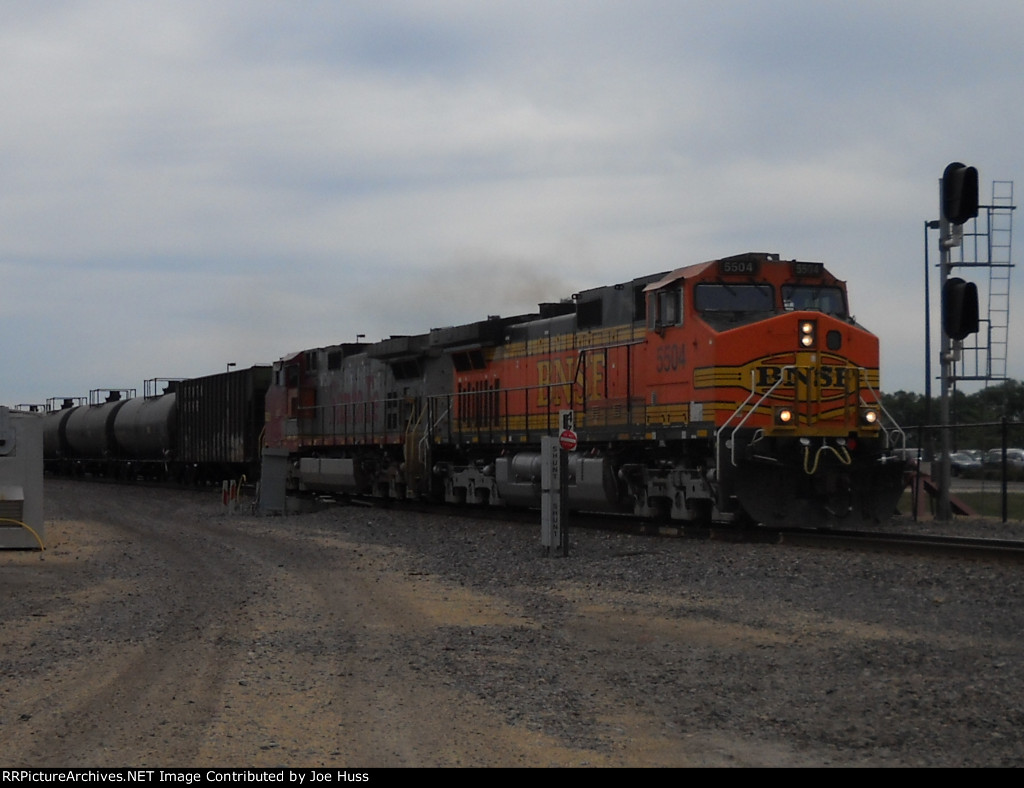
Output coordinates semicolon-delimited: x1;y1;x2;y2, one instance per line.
0;406;44;549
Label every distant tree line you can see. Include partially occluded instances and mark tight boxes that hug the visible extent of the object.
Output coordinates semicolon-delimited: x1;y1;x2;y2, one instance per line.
881;378;1024;451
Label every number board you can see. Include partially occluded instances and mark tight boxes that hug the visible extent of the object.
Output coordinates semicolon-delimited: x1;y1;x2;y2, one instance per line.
793;262;824;277
718;258;759;276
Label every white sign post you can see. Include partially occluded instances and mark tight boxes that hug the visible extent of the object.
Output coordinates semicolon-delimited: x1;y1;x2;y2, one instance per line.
541;410;574;556
540;436;562;554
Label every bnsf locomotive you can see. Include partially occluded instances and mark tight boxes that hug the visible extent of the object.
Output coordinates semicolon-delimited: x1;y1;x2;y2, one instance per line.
261;252;906;527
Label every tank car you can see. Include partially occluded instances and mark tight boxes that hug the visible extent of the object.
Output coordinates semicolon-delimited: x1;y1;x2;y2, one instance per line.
43;398;83;471
263;252;907;527
113;389;177;461
47;389;137;477
42;367;271;483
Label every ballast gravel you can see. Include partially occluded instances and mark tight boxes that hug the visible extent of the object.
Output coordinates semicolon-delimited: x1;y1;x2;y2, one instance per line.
3;481;1023;767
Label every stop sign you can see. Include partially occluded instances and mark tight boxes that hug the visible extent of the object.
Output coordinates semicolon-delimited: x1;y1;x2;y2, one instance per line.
558;429;578;451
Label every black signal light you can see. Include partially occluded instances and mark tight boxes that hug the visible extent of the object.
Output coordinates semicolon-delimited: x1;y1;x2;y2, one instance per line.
942;277;980;340
942;162;979;225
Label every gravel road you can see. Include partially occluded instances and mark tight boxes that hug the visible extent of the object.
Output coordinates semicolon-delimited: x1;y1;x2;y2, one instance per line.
3;480;1024;767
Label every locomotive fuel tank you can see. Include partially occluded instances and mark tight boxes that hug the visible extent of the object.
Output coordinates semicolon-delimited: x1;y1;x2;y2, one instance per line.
297;457;364;494
494;452;621;511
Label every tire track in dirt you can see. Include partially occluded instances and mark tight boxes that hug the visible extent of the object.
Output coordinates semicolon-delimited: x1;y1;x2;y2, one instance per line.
8;489;260;765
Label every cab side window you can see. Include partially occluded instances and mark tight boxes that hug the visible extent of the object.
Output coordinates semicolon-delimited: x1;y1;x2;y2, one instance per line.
649;288;683;330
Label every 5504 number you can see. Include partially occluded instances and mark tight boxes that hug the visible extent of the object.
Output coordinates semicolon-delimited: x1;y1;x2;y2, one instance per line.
656;344;686;373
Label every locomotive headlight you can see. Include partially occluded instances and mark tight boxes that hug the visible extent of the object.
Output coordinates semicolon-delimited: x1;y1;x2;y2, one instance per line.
775;407;795;425
860;407;880;426
799;320;817;348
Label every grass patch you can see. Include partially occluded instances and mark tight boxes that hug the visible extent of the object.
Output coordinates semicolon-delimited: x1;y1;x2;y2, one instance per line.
900;489;1024;521
954;492;1024;520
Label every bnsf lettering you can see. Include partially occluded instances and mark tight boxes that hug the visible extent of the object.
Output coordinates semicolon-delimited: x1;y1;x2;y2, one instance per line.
756;365;850;389
537;356;606;407
537;359;573;407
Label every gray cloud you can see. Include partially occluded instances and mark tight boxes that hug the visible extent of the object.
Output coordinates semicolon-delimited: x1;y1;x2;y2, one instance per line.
2;0;1023;403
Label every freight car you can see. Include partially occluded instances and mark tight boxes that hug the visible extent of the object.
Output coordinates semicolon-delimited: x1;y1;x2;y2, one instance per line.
262;252;907;527
44;366;271;483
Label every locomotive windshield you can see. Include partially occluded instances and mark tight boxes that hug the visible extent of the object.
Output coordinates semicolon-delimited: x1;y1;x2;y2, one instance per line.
693;282;847;318
694;283;774;314
781;285;847;316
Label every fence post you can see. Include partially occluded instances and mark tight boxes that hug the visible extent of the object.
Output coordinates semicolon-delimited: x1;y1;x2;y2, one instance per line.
1001;416;1009;523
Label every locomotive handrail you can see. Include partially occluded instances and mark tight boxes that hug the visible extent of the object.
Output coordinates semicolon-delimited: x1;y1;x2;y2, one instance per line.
717;367;796;467
575;336;646;352
718;369;774;433
315;376;605;450
425;401;450;451
425;380;583;446
717;363;903;467
857;368;907;450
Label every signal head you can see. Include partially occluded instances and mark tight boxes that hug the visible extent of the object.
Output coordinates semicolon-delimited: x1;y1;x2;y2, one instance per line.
942;277;980;340
942;162;979;225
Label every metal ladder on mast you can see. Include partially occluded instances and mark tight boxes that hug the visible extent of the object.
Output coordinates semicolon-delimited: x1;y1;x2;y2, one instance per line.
985;181;1014;379
951;180;1015;383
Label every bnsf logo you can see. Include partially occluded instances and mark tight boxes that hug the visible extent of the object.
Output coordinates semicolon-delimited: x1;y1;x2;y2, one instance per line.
756;364;851;390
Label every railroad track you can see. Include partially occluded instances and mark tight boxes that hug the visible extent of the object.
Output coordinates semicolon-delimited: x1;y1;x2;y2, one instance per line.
341;494;1024;563
287;486;1024;563
769;527;1024;563
51;477;1024;562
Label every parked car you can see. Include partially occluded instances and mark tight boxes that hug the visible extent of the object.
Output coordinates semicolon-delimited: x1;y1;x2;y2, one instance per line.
947;451;983;476
933;451;983;476
983;447;1024;469
982;448;1024;480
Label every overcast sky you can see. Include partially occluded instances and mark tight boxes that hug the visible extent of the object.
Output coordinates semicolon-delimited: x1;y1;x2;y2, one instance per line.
2;0;1022;406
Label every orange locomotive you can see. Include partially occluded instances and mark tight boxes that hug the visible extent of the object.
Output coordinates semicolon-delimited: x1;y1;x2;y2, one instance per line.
263;252;906;526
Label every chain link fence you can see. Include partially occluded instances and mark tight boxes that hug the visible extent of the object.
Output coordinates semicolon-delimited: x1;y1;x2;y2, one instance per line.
898;418;1024;522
